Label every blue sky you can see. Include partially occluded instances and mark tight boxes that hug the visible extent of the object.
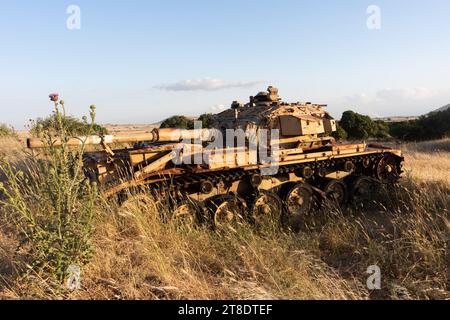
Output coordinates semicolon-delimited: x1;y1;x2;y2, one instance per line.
1;0;450;128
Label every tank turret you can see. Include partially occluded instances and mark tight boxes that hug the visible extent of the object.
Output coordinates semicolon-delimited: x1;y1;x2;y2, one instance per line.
211;86;337;150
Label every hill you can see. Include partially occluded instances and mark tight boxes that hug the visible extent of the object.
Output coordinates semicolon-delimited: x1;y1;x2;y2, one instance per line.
372;116;419;123
430;104;450;114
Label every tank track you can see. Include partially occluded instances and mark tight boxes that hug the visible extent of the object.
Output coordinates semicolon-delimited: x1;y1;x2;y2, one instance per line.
120;152;403;231
118;151;404;231
149;152;402;192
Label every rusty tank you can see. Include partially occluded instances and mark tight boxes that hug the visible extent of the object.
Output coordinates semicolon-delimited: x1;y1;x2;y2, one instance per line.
27;87;404;229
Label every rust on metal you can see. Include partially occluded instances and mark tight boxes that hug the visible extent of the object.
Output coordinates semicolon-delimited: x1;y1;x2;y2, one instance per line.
27;86;404;228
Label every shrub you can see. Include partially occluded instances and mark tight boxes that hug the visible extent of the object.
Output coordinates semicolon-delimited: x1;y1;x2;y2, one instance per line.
389;121;426;141
30;114;108;137
389;108;450;141
339;111;377;140
332;123;348;141
160;116;194;129
160;114;216;130
0;124;15;137
197;113;215;128
374;121;390;139
0;97;98;282
338;111;391;140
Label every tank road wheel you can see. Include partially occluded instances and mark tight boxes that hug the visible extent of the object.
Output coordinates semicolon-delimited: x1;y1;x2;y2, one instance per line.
283;183;313;231
206;195;248;231
324;180;348;207
350;176;376;202
249;191;283;228
171;198;203;230
376;156;400;184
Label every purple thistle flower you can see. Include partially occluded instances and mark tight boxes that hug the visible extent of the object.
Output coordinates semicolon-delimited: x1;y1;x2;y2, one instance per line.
49;93;59;102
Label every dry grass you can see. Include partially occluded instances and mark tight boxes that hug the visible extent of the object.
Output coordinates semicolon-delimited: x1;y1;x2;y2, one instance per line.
402;139;450;185
0;137;449;300
0;137;26;161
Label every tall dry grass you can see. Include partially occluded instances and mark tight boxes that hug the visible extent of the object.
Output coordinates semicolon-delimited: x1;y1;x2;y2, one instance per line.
0;136;449;300
402;139;450;185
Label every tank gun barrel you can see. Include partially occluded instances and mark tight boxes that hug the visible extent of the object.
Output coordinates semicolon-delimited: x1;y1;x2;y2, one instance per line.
27;128;215;149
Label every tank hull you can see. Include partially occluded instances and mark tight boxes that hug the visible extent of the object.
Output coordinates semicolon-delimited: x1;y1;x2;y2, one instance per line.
83;142;403;199
84;141;403;230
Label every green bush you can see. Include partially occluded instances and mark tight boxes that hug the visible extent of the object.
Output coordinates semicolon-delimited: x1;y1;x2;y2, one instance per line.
339;111;377;140
389;121;425;141
160;114;216;129
160;115;195;129
197;113;215;128
374;121;391;139
0;98;98;282
338;111;390;140
332;123;348;141
337;108;450;142
0;124;15;137
389;108;450;141
30;114;108;137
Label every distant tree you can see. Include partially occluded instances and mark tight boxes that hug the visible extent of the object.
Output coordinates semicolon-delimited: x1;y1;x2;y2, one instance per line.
197;113;215;128
337;111;392;140
332;123;348;141
339;111;377;140
336;107;450;142
160;116;194;129
374;121;391;139
389;108;450;141
389;121;424;141
419;108;450;139
30;114;108;137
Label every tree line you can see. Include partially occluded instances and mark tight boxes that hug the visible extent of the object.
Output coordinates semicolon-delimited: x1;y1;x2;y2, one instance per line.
160;114;214;130
388;108;450;141
335;109;450;141
161;108;450;142
2;108;448;142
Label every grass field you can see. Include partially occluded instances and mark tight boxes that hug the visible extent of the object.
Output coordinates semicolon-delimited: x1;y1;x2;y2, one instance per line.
0;136;449;300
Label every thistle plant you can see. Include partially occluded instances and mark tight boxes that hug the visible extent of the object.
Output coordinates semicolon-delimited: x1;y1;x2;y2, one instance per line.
0;93;98;282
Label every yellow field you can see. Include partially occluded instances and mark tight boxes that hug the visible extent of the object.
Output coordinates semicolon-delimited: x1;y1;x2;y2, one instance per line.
0;137;449;300
402;140;450;185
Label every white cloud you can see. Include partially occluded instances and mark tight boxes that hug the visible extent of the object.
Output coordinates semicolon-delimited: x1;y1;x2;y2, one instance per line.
375;87;437;101
344;88;438;106
154;78;265;92
336;87;450;117
343;93;373;105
